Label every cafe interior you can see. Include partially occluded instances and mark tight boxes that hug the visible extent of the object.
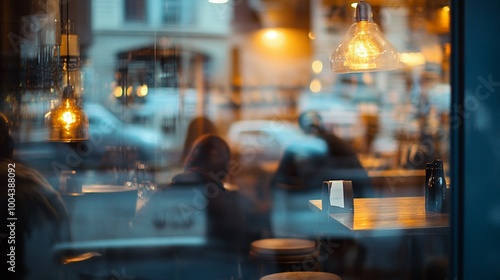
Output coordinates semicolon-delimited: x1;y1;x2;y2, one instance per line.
1;0;499;279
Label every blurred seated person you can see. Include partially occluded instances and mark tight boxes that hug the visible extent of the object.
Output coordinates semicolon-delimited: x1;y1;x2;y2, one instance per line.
0;113;73;280
271;110;374;199
180;116;218;164
228;164;273;244
133;134;247;252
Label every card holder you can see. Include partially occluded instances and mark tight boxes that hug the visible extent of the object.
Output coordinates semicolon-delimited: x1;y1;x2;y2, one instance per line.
321;180;354;214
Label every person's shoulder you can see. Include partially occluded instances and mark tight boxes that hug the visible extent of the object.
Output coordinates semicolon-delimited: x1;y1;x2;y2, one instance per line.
0;159;55;194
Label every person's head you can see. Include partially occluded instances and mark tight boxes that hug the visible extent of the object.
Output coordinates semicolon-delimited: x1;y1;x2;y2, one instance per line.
0;112;14;159
184;134;231;178
298;111;325;135
181;116;218;162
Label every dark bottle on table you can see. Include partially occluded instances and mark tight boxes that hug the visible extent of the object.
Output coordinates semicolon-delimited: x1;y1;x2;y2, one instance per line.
425;162;437;212
434;159;448;213
425;162;433;191
427;159;447;213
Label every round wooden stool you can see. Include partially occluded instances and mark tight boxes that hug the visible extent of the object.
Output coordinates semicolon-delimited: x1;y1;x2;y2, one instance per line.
260;271;342;280
250;238;320;278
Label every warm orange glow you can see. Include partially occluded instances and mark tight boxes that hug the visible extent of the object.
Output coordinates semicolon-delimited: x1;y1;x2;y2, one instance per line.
253;28;310;57
331;20;399;73
436;6;450;30
345;22;381;70
49;98;89;142
260;29;286;50
399;52;426;67
427;5;450;34
61;111;76;126
127;86;133;96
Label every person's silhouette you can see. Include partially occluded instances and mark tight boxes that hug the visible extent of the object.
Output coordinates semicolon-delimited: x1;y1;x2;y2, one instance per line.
0;113;73;280
132;134;246;278
271;110;374;199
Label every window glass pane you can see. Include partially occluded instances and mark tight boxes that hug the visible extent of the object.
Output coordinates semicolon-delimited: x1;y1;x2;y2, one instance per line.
163;0;195;25
125;0;147;22
1;1;451;279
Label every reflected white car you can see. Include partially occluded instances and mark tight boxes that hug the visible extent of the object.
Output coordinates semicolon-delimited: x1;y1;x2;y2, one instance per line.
226;120;305;169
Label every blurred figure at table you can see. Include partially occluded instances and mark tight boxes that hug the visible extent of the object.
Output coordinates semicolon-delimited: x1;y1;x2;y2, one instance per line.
228;164;273;243
132;134;247;278
271;110;374;200
0;113;74;280
133;134;247;243
179;116;218;164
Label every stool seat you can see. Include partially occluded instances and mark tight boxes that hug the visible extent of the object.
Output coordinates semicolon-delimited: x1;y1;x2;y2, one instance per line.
251;238;317;257
250;238;321;278
260;271;342;280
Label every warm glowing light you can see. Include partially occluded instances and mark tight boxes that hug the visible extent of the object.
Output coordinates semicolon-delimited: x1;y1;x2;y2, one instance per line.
345;22;380;69
436;6;450;30
114;86;123;98
330;1;399;73
137;85;148;97
126;86;133;96
49;88;89;142
309;79;322;93
312;60;323;73
253;28;309;58
427;5;450;34
351;3;358;8
331;21;399;73
264;29;279;40
308;32;315;40
257;29;289;50
399;52;426;67
61;111;76;126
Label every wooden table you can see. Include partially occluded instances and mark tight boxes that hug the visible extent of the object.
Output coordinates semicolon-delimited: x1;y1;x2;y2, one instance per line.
309;196;449;235
310;197;449;279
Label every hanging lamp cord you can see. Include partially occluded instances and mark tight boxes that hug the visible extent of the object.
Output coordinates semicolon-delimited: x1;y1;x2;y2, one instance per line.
65;2;70;87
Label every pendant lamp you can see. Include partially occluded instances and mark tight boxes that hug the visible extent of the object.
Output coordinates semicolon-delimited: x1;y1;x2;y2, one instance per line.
48;5;88;142
330;0;399;73
49;85;88;142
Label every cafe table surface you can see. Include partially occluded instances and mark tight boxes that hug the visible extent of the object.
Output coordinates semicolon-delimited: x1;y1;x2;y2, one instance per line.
309;196;449;236
310;196;449;280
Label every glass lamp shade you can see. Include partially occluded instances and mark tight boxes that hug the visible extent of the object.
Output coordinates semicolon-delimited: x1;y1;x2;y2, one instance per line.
330;2;399;73
49;86;89;142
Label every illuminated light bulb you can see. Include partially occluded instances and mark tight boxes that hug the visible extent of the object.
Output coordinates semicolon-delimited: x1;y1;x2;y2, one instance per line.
49;86;89;142
137;84;148;97
330;1;399;73
309;79;322;93
114;86;123;98
61;111;76;125
312;60;323;73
